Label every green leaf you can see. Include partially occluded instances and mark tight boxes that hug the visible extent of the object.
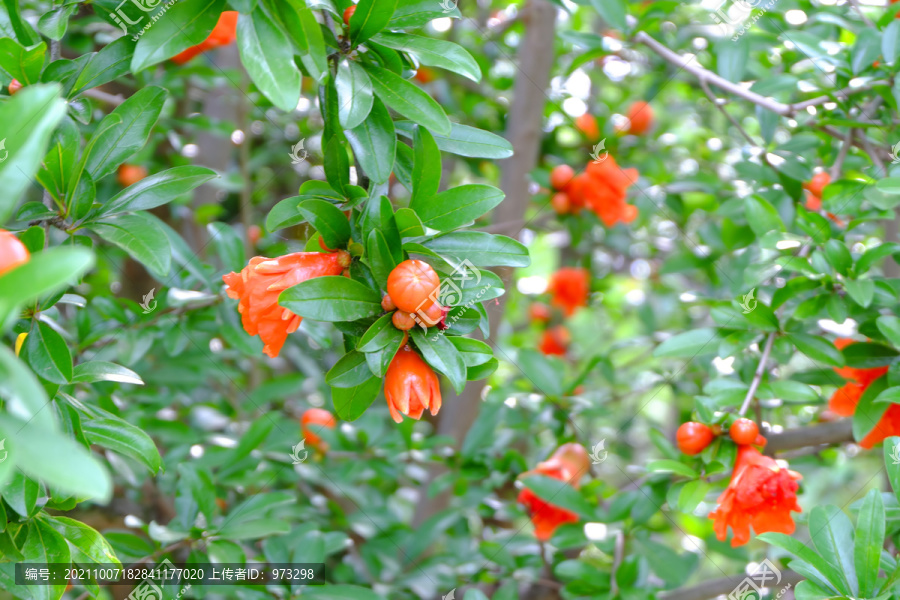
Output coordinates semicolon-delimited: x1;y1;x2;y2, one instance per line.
215;518;292;540
297;4;327;82
261;0;309;53
326;350;377;388
389;0;461;27
0;84;67;223
208;221;246;273
421;232;530;267
0;414;112;502
645;460;699;478
411;125;441;203
46;515;120;566
411;184;504;230
85;86;167;181
396;207;425;238
349;0;397;46
96;166;217;216
0;38;45;84
72;361;143;386
809;505;858;595
520;473;595;521
345;97;396;184
745;195;784;236
410;328;467;394
303;585;385;600
449;337;493;366
883;20;900;65
22;321;72;384
789;333;845;367
372;32;481;82
590;0;627;32
365;64;451;135
854;489;884;597
851;28;882;74
83;417;162;474
395;120;513;158
279;276;383;321
853;377;889;442
654;328;721;358
237;9;302;112
757;532;845;593
844;279;875;308
716;37;748;83
68;37;135;97
21;518;70;600
875;177;900;195
332;376;382;421
131;0;226;72
0;246;94;320
356;313;398;351
297;199;352;250
843;342;898;368
366;229;398;289
516;349;564;397
335;59;374;129
38;4;77;40
824;240;853;275
90;212;172;278
0;347;56;433
873;386;900;404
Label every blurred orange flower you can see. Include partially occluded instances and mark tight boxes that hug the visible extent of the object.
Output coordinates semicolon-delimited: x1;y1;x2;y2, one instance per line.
0;229;29;276
539;326;570;356
384;345;442;423
172;12;239;64
709;445;802;547
301;408;337;449
547;267;590;316
222;250;350;358
518;443;590;541
828;338;894;448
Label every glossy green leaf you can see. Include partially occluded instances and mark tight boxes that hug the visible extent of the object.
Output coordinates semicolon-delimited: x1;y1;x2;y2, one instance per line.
237;9;302;112
410;328;466;393
421;232;530;267
279;276;383;322
96;166;217;216
396;120;513;158
365;64;451;135
373;32;481;82
411;184;504;230
131;0;225;72
22;321;72;384
345;97;395;184
348;0;397;46
90;212;173;278
854;488;884;597
297;199;352;250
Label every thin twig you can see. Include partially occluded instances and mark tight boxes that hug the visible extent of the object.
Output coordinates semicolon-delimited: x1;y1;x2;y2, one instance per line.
848;0;876;27
82;88;126;106
698;78;757;147
738;333;775;416
610;530;625;597
830;129;853;180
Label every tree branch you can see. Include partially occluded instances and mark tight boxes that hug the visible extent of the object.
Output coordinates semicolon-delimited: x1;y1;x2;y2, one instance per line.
658;570;804;600
764;419;853;454
738;333;775;416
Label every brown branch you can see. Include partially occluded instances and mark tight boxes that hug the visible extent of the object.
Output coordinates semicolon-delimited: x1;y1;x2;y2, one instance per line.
738;333;775;416
658;570;804;600
764;419;853;454
82;87;127;106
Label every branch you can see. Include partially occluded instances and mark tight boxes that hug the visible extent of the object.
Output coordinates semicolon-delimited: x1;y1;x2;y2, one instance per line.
658;570;805;600
738;333;775;416
633;31;881;117
82;88;126;106
764;419;853;454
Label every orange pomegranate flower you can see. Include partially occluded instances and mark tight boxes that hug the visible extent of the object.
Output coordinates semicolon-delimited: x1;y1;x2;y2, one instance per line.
539;326;570;356
518;443;590;541
828;338;894;448
547;267;590;316
222;250;350;358
581;156;639;226
384;345;442;423
625;101;654;135
301;408;337;449
0;229;30;276
574;113;600;140
172;12;239;64
709;445;802;547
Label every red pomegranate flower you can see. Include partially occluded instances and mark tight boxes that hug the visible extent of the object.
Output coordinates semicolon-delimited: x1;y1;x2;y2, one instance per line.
709;445;802;547
582;156;639;227
0;229;30;276
172;12;239;64
547;267;590;316
222;250;350;358
384;345;442;423
829;338;894;448
301;408;337;449
518;443;590;541
539;326;570;356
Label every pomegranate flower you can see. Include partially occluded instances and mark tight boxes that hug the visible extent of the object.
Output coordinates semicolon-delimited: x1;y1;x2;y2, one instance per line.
517;443;590;541
709;445;802;547
383;345;442;423
223;250;350;358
